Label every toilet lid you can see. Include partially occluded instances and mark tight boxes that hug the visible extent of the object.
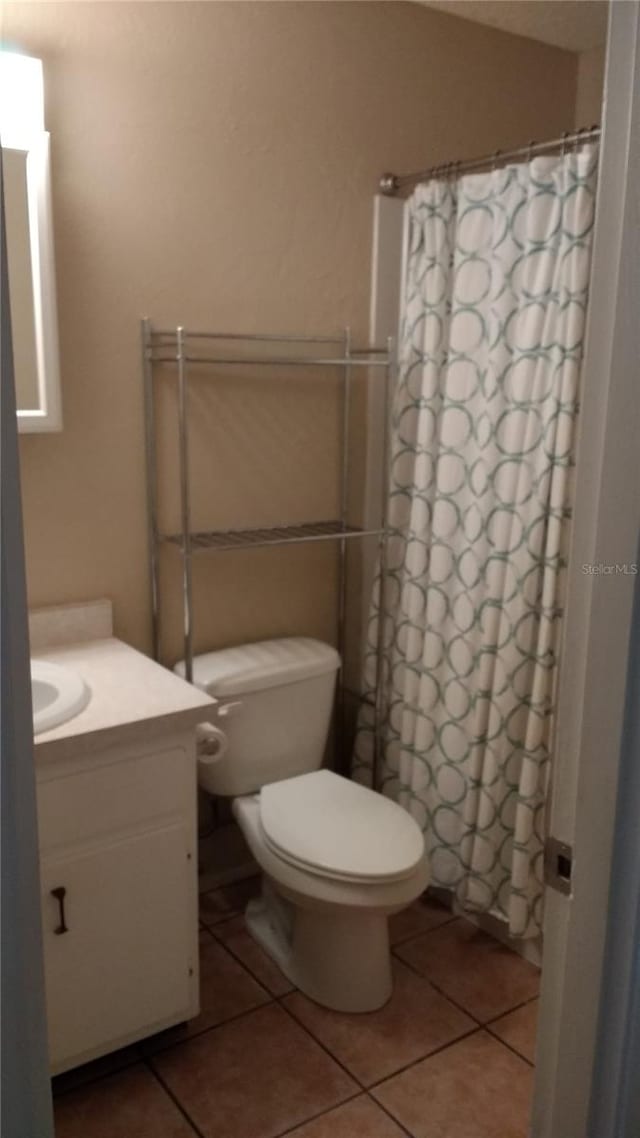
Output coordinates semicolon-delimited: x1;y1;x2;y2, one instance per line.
259;770;426;883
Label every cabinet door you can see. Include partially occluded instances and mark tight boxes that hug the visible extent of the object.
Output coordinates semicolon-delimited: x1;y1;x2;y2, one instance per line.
41;823;192;1069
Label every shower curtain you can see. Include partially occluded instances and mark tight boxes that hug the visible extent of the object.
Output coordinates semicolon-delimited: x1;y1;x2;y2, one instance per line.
353;145;598;938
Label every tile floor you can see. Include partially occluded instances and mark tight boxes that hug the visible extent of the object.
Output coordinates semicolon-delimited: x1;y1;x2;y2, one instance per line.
53;880;539;1138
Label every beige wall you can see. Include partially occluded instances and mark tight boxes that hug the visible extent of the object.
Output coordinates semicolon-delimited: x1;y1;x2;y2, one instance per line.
6;1;578;663
576;45;606;125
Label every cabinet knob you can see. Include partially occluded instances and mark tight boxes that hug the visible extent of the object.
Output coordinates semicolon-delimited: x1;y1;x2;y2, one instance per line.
51;886;69;935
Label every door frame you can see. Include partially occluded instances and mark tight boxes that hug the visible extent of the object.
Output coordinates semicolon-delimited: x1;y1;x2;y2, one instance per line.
532;3;640;1135
0;144;55;1137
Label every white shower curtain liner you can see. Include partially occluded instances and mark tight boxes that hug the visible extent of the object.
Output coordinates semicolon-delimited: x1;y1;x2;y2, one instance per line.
354;145;598;938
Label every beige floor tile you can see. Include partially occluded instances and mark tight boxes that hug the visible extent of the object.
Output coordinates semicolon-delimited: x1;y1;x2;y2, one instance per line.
285;1095;407;1136
395;918;540;1022
199;876;261;928
283;960;474;1086
213;914;295;996
373;1031;533;1138
389;894;454;945
142;931;270;1054
54;1064;196;1138
489;999;538;1064
151;1002;357;1138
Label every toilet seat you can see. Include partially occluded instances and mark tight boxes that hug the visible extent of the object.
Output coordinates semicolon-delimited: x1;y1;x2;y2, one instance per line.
259;770;426;885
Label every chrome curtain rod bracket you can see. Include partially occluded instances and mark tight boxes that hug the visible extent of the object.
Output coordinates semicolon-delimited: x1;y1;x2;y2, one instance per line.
379;172;399;196
379;124;601;196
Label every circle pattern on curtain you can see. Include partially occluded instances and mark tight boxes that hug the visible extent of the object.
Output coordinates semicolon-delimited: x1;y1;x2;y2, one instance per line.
353;146;599;939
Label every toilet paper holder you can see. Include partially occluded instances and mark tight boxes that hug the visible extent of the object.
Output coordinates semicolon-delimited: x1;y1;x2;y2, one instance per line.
196;722;229;765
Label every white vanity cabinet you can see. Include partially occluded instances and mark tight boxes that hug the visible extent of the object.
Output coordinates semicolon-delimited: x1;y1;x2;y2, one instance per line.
36;734;200;1074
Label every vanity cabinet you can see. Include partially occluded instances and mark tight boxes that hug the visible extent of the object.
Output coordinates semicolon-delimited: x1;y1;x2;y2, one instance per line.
37;735;199;1074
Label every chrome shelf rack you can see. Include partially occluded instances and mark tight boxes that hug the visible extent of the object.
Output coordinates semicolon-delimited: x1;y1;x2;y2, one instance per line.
141;321;393;718
161;520;385;554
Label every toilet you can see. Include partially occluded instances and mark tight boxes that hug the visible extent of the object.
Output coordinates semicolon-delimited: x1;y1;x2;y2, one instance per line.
176;637;429;1012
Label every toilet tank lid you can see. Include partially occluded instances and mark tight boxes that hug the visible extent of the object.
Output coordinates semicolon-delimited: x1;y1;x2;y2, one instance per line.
174;637;340;697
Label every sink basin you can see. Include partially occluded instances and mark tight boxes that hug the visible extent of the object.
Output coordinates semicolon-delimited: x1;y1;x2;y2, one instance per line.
31;659;91;735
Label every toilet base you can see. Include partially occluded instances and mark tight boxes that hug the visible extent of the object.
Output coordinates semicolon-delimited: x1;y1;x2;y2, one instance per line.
245;878;393;1013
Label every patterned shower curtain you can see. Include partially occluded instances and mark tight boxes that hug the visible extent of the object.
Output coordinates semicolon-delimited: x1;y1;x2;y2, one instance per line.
353;146;598;938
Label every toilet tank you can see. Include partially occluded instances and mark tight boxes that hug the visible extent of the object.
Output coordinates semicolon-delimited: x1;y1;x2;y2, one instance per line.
175;638;340;797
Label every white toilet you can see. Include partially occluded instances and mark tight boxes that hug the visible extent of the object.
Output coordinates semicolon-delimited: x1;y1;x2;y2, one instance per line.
177;637;429;1012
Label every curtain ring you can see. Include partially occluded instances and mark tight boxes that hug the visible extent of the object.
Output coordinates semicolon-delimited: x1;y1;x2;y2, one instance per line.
560;130;569;158
574;126;587;153
492;149;501;172
527;139;536;165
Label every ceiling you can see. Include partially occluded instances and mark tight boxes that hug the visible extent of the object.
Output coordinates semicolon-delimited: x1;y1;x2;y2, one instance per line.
420;1;608;53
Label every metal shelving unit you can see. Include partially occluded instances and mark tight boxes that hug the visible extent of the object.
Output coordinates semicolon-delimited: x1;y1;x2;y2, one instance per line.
141;321;394;713
161;521;385;554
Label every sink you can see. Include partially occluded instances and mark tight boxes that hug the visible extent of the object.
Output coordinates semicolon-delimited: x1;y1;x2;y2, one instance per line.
31;659;91;735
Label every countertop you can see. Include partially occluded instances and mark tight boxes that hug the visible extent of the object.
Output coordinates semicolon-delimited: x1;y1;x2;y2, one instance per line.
33;637;214;762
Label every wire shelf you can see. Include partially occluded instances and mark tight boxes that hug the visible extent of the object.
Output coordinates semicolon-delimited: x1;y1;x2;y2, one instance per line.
161;520;384;553
148;353;389;369
145;326;390;369
142;317;394;729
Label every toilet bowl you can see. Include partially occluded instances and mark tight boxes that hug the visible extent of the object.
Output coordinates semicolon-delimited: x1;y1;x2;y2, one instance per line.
176;637;429;1012
234;771;429;1011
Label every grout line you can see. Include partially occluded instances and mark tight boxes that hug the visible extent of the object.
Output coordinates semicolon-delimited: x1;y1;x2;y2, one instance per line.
393;907;543;970
392;952;485;1027
55;906;535;1118
142;997;278;1060
484;992;540;1023
199;892;258;934
215;934;295;999
208;935;273;1000
391;951;536;1025
276;997;368;1090
367;1025;483;1093
364;1091;415;1138
278;992;481;1093
198;886;260;931
389;913;457;948
199;912;241;933
394;947;540;1031
478;992;541;1036
201;914;281;1001
138;925;283;1063
270;1088;364;1138
483;1025;536;1069
146;1060;206;1138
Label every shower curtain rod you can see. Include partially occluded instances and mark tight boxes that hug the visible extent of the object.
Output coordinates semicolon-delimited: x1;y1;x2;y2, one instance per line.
379;123;601;196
